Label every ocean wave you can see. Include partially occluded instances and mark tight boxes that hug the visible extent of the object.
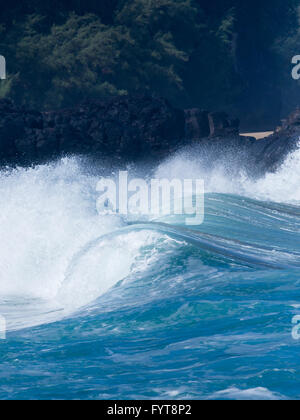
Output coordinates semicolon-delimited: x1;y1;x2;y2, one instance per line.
0;147;300;399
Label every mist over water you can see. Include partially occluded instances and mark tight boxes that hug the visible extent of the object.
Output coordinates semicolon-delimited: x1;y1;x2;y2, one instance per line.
1;145;300;400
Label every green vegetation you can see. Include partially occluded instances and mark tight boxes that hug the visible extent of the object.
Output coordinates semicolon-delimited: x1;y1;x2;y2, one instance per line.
274;5;300;117
0;0;299;127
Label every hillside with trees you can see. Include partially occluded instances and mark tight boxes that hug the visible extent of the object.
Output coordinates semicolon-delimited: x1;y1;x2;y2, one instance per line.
0;0;299;129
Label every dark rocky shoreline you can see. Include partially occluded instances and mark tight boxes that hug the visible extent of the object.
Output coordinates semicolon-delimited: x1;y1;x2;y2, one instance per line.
0;95;299;173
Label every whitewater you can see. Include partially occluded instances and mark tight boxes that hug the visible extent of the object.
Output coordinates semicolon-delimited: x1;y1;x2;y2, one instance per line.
0;144;300;400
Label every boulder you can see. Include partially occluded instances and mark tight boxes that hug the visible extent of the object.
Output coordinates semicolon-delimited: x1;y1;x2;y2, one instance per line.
208;112;240;137
184;109;210;139
250;119;300;173
0;95;299;174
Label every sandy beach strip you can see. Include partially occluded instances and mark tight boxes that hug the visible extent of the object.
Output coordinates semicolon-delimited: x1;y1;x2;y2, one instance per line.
241;131;274;140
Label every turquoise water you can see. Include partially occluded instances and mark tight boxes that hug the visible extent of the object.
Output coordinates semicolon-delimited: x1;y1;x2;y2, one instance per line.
0;149;300;400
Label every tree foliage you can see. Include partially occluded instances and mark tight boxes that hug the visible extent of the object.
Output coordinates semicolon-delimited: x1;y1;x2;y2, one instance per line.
0;0;299;126
0;1;202;108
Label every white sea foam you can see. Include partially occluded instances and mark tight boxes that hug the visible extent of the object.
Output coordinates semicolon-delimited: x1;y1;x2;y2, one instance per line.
155;144;300;204
211;387;285;400
0;158;126;329
0;157;167;329
0;158;121;300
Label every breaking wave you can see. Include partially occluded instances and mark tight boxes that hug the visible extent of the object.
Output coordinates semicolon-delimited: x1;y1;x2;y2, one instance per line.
0;144;300;400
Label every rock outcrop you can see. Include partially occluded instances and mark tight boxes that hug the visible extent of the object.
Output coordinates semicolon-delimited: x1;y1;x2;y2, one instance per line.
0;95;185;165
184;109;239;139
184;109;210;139
0;94;299;173
250;110;300;173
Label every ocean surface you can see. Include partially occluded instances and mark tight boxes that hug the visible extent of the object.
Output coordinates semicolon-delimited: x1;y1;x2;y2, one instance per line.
0;144;300;400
